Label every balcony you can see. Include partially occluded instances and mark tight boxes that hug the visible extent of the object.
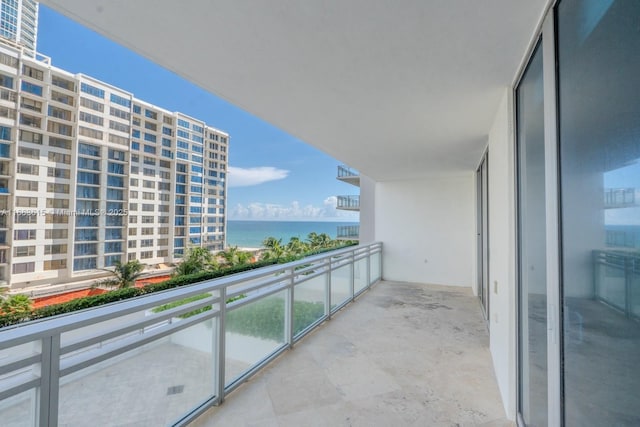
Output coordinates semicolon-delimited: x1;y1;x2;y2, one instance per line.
336;195;360;211
336;165;360;187
0;162;10;177
194;281;506;425
337;224;359;240
0;243;384;426
604;188;640;209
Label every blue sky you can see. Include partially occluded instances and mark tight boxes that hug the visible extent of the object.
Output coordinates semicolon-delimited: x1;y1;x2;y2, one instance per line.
37;6;358;222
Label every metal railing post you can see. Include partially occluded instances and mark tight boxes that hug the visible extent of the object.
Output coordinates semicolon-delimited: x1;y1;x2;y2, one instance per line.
216;287;226;404
285;267;294;347
325;257;332;319
40;334;60;427
350;250;355;301
366;246;371;288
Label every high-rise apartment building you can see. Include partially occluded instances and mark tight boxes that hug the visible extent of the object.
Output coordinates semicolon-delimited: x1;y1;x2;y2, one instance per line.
0;0;38;56
0;41;228;291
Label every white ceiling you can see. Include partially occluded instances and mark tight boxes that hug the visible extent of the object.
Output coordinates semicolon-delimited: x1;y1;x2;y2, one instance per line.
42;0;547;181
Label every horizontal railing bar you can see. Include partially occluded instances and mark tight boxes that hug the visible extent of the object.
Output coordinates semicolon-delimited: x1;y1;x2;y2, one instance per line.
2;245;372;345
226;283;290;312
0;353;40;377
225;275;292;300
0;377;40;402
0;279;223;347
292;263;327;276
61;296;220;355
293;270;327;285
59;308;218;377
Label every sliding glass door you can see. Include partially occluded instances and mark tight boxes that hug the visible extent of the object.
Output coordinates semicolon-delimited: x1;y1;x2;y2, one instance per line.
516;41;547;427
477;152;489;320
557;0;640;424
516;0;640;425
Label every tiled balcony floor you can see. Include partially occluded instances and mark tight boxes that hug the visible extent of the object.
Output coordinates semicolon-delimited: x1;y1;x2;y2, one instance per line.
192;281;511;427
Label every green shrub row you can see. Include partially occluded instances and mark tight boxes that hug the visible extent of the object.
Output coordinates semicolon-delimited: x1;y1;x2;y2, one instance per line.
0;243;356;329
227;297;325;341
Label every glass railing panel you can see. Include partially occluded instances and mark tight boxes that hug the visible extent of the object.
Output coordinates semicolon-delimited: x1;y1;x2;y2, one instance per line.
293;274;327;337
370;252;381;282
331;264;352;309
0;339;41;427
58;318;216;427
60;290;220;349
0;388;38;427
354;258;368;294
225;291;286;386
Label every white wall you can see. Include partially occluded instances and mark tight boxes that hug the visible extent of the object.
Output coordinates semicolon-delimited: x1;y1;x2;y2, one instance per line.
375;174;475;286
359;175;376;243
486;88;517;419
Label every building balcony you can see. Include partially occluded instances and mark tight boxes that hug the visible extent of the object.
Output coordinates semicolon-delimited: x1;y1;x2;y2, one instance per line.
0;162;11;177
336;195;360;211
193;281;505;426
0;243;390;426
337;224;359;240
0;242;508;426
337;165;360;187
604;188;640;209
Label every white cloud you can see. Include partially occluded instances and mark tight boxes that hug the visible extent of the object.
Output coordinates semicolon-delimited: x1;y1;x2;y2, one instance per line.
231;196;359;221
227;166;289;188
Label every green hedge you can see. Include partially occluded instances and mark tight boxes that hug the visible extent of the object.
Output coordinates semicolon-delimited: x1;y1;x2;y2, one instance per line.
227;298;325;341
0;243;356;329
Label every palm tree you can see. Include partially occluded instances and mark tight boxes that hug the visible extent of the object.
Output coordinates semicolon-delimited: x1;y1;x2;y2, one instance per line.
286;237;308;256
219;246;252;267
306;232;321;249
262;236;282;250
262;236;288;261
173;246;217;277
317;233;332;248
103;260;145;289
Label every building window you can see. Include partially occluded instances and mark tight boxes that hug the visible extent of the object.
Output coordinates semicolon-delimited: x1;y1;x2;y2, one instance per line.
13;261;35;274
17;163;40;175
16;180;38;191
52;76;75;91
21;97;42;113
14;229;36;240
48;152;72;164
0;126;11;142
14;246;36;257
44;244;67;255
21;81;42;96
44;259;67;270
110;93;131;107
80;82;105;98
51;90;74;106
73;257;97;271
78;126;103;140
47;121;73;137
49;137;72;150
79;111;104;126
45;229;68;239
0;74;13;89
80;96;105;112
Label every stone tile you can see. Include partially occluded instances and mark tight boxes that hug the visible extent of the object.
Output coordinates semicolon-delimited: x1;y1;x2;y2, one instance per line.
193;281;509;426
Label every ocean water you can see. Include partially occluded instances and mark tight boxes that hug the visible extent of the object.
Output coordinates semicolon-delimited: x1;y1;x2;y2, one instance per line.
226;220;358;248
